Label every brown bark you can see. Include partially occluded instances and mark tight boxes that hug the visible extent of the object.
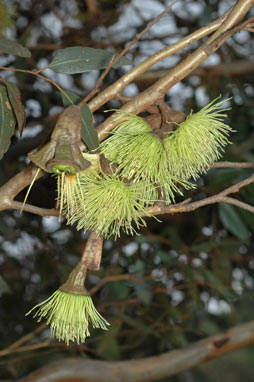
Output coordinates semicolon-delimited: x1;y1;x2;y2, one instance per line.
19;321;254;382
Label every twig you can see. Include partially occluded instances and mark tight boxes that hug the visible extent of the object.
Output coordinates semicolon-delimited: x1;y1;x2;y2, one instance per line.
146;174;254;216
87;8;232;113
0;66;62;92
11;201;59;217
0;324;47;357
211;161;254;168
0;164;253;216
95;1;254;141
79;1;177;106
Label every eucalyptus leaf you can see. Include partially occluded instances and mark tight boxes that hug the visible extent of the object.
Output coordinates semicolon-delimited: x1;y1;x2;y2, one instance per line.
204;269;235;301
61;89;82;107
6;81;26;135
97;321;121;360
0;85;16;159
0;36;31;57
81;103;99;151
49;46;131;74
218;203;249;241
0;275;11;296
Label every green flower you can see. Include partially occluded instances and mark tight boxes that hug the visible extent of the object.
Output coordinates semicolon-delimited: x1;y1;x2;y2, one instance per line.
69;170;158;238
100;112;161;181
164;98;233;180
100;112;188;202
100;99;232;202
26;263;109;345
56;153;100;218
56;172;84;218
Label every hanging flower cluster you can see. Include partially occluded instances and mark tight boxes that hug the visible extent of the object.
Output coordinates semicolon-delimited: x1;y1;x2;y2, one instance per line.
55;98;232;237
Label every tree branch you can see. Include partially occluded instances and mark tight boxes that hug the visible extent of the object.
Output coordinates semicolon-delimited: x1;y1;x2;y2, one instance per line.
146;174;254;216
95;1;254;141
211;161;254;169
19;320;254;382
0;164;59;216
0;164;253;216
80;1;177;106
87;7;232;113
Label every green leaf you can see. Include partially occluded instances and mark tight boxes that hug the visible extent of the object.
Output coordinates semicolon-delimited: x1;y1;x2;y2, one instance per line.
238;208;254;231
133;282;152;305
81;103;99;150
118;312;158;336
49;46;131;74
0;85;16;159
97;320;121;360
109;280;129;301
0;275;11;296
60;90;99;150
6;81;26;135
218;203;249;241
0;36;31;57
204;269;234;301
61;89;82;107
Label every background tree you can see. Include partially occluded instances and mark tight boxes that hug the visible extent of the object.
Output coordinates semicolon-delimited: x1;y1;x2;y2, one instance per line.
0;0;254;381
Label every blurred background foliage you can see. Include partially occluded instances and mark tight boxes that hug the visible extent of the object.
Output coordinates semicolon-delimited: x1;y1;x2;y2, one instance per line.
0;0;254;380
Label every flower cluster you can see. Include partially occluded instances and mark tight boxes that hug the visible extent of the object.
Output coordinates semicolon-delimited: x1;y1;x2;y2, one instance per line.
55;98;232;237
27;98;233;345
100;98;232;202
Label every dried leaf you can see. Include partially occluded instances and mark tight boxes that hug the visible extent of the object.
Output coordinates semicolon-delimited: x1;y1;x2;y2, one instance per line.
0;85;16;159
6;81;26;136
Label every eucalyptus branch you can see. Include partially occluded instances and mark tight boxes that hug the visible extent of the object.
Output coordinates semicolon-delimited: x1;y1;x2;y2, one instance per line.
95;0;254;141
211;161;254;168
146;174;254;216
80;0;177;106
11;201;59;217
88;7;232;113
0;164;58;216
0;162;253;216
19;320;254;382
